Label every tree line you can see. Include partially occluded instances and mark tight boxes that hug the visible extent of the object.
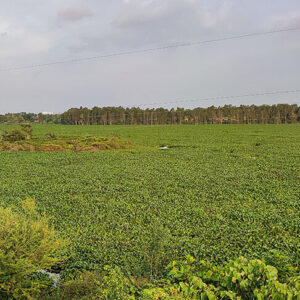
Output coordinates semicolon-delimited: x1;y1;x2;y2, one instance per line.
1;104;299;125
0;112;61;124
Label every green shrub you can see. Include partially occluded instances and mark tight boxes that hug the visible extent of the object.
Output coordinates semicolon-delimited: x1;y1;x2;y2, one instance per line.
153;255;300;299
142;221;171;281
45;132;57;139
1;129;26;142
264;249;298;281
58;266;135;299
56;255;299;299
20;123;33;139
0;199;67;299
0;124;33;142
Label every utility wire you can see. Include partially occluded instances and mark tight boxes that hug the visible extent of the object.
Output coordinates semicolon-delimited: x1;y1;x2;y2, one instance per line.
132;89;300;108
1;27;300;72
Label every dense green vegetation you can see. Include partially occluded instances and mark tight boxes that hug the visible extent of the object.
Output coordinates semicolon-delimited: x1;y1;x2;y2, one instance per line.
56;255;300;299
1;103;299;125
0;124;299;298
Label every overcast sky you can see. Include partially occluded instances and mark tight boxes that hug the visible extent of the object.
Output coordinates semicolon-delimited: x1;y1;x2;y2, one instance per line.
0;0;300;113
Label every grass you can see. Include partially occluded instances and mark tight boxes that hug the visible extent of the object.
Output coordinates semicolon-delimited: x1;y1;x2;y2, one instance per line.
0;124;299;278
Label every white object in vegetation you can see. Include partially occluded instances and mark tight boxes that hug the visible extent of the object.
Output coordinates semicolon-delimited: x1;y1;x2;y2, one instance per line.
38;269;61;287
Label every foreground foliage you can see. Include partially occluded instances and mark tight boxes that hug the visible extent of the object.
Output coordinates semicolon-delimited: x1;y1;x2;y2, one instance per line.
54;255;300;299
0;202;298;299
0;199;67;299
149;255;300;299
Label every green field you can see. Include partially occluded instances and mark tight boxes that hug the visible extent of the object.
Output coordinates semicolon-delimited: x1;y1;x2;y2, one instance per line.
0;124;299;279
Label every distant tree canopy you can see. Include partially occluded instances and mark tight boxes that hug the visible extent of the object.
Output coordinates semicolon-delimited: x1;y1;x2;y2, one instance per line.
1;104;299;125
0;112;61;125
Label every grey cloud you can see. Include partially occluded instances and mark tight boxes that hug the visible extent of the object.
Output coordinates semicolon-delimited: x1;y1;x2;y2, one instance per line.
113;0;234;36
271;11;300;29
113;4;165;28
115;0;232;29
57;5;92;22
74;0;235;55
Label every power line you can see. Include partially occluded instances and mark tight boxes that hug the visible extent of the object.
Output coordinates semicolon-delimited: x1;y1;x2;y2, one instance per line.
133;89;300;108
1;26;300;72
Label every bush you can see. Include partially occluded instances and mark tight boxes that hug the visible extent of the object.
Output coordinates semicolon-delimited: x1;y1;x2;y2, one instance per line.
264;249;298;281
20;123;33;139
146;255;300;299
0;124;32;143
58;266;135;299
56;255;300;299
1;129;26;142
0;199;67;299
45;132;57;139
